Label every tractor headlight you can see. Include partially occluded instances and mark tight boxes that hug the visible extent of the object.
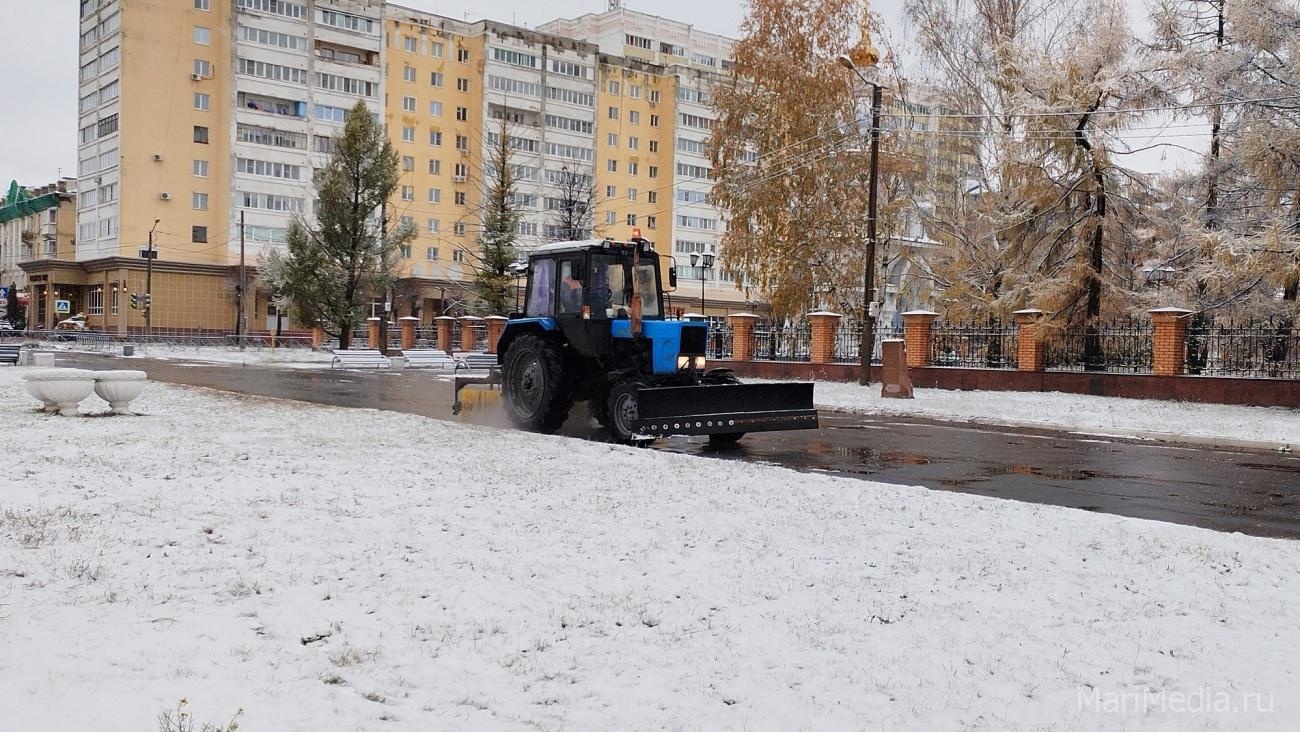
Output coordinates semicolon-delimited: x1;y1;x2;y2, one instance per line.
677;356;707;370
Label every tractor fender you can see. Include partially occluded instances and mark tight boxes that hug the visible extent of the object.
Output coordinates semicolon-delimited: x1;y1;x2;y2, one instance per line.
497;318;559;363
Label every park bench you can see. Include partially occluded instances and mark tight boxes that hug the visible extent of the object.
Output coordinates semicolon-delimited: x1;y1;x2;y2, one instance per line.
458;352;498;371
402;349;459;370
0;344;20;365
330;349;391;369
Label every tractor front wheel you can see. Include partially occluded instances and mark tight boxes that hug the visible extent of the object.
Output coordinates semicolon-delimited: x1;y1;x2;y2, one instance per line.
606;381;650;444
501;334;572;433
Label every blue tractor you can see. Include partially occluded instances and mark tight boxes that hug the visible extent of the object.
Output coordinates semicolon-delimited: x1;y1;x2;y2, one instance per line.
454;236;818;444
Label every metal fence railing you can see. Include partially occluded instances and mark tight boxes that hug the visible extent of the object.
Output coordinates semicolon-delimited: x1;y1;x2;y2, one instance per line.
1186;319;1299;379
930;320;1019;369
1044;319;1153;373
14;330;316;350
751;323;813;362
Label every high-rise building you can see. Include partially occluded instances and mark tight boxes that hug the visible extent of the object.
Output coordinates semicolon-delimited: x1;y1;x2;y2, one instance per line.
49;1;766;335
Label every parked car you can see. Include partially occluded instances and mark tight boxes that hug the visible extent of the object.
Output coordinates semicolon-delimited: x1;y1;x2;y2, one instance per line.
0;321;16;336
55;314;88;331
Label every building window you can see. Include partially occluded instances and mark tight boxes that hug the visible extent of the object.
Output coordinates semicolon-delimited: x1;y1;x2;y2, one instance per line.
426;245;439;259
629;85;641;99
456;77;469;92
455;135;468;151
648;165;659;178
427;188;441;203
404;36;417;52
193;192;208;210
629;110;640;125
193;59;211;77
192;225;208;243
457;47;469;63
193;92;210;110
650;114;659;127
193;159;208;177
400;244;412;259
628;162;639;176
647;191;657;204
606;185;616;197
427;220;440;234
195;0;210;9
627;188;637;201
607;160;617;173
650;90;661;104
649;140;659;153
402;96;416;112
605;211;616;225
88;286;104;316
454;191;466;205
402;126;414;142
429;159;441;174
193;126;209;144
403;66;416;82
456;106;468;121
453;222;466;236
194;26;210;45
430;42;444;58
401;185;414;201
402;155;414;171
430;71;444;87
608;106;618;120
110;285;120;315
628;136;639;150
646;215;657;229
626;214;637;226
429;101;443;116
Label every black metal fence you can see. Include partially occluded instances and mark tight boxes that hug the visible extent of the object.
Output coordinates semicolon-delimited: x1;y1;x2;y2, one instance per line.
1186;319;1299;379
1044;319;1153;373
930;321;1019;369
751;323;813;362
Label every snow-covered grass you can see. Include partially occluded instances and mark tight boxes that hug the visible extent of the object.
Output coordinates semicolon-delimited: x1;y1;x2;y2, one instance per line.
1;366;1297;730
809;381;1300;449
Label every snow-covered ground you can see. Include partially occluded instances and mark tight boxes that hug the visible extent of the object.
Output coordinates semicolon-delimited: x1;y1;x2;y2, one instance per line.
42;343;337;369
2;366;1297;730
809;382;1300;449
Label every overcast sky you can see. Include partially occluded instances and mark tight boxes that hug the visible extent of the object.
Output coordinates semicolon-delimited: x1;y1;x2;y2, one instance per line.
0;0;1193;189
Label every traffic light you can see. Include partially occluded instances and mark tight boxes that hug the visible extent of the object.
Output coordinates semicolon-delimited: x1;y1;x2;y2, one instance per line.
143;293;152;310
130;293;138;310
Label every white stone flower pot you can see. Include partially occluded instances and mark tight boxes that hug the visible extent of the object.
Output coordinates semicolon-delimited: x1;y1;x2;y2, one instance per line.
92;370;148;415
22;369;96;416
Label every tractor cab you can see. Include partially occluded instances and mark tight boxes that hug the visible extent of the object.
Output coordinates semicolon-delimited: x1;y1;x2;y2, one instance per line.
520;237;666;324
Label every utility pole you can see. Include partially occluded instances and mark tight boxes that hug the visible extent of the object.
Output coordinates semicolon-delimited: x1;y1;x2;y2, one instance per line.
378;202;390;354
859;81;883;386
238;210;247;350
145;218;159;341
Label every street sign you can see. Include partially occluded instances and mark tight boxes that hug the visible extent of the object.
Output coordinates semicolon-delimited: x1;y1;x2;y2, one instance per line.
55;299;71;314
0;297;8;309
0;286;8;299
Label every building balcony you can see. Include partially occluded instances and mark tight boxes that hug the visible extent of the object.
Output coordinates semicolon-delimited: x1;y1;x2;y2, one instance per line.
237;92;307;119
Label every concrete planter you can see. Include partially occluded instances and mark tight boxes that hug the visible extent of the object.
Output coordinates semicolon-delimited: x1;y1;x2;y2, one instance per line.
92;370;148;414
22;369;96;416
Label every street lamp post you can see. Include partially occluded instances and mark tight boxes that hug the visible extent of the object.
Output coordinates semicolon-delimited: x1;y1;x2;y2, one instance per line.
838;53;883;386
689;251;715;317
145;218;159;341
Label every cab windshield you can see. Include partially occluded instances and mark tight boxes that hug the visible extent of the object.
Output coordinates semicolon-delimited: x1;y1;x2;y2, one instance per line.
589;254;660;319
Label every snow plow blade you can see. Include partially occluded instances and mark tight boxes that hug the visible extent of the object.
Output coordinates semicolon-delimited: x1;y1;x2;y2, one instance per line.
634;382;818;437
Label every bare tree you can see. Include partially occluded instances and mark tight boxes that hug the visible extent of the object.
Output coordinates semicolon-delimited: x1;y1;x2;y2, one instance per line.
546;165;596;242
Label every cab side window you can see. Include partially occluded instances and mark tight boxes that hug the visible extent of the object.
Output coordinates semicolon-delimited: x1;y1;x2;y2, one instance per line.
526;258;556;317
558;259;583;315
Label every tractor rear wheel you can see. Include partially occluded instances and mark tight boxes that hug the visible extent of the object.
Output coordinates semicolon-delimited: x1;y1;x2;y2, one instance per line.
606;381;650;444
501;334;572;433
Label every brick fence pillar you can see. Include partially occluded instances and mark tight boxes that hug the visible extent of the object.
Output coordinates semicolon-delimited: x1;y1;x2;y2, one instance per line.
1013;308;1046;372
808;311;842;364
901;310;939;368
435;316;456;354
366;317;381;350
399;316;419;351
311;325;326;350
484;315;508;354
1149;307;1194;376
458;315;484;351
728;312;759;362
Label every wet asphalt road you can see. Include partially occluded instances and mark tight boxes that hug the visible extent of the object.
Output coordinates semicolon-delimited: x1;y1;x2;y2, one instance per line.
57;353;1300;539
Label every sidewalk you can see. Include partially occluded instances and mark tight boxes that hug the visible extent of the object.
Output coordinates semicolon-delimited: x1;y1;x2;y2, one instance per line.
808;381;1299;451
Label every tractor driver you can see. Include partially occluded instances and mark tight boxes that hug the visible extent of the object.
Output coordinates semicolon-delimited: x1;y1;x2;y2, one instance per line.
560;268;584;313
